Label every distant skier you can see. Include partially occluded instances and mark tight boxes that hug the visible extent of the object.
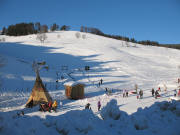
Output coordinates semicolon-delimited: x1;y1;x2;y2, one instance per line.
97;100;101;111
158;87;161;92
139;89;143;99
98;82;101;87
136;93;139;99
174;89;177;97
151;88;155;97
100;79;103;85
123;90;126;97
105;87;108;93
178;89;180;96
126;90;129;97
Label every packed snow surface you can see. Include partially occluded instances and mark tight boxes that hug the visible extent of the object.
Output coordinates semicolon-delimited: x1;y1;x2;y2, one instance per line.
0;31;180;135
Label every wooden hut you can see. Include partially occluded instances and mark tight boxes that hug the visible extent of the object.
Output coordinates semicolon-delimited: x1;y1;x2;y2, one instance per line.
64;81;85;100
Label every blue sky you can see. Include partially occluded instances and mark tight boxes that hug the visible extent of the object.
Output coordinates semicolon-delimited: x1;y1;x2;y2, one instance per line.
0;0;180;44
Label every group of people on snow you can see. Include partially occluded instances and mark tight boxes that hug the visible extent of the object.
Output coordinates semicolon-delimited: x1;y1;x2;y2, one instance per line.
123;90;128;97
39;100;58;112
151;88;160;99
138;89;143;99
98;78;103;87
105;87;113;95
85;100;102;111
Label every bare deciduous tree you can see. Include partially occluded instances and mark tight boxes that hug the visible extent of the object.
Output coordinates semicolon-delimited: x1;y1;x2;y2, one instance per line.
57;34;61;38
36;33;47;43
82;34;86;39
32;61;49;77
0;38;5;42
75;32;81;38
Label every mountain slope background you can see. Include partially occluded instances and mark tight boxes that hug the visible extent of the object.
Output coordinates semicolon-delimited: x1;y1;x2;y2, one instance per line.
0;31;180;135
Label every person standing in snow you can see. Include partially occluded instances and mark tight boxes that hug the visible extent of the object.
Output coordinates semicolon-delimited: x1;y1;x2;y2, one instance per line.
98;82;101;87
85;103;91;110
178;89;180;97
151;88;155;97
174;89;177;97
98;100;101;111
158;87;161;92
126;90;129;97
136;93;139;99
123;90;126;97
100;79;103;85
48;101;53;112
155;90;159;99
139;89;143;99
105;87;108;94
52;100;58;112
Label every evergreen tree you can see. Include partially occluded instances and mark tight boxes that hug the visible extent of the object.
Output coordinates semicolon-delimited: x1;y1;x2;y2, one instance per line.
80;26;84;32
50;23;59;31
1;27;7;35
35;22;41;33
60;25;70;31
40;25;48;33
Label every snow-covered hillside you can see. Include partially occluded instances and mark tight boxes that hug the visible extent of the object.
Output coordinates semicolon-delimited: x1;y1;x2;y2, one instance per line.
0;31;180;135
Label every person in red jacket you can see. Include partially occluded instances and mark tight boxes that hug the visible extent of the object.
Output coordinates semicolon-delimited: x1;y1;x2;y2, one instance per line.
48;101;53;112
178;89;180;96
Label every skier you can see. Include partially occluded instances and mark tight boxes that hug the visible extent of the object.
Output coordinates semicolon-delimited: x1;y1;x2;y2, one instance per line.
105;87;108;93
98;82;101;87
151;88;155;97
158;87;161;91
100;79;103;85
98;100;101;111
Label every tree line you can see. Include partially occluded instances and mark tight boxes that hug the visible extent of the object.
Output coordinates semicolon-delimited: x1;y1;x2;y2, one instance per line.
1;22;179;49
1;22;70;36
80;26;160;46
80;25;180;49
